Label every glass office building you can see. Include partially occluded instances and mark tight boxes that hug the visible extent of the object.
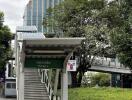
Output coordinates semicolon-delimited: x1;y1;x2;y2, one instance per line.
23;0;63;33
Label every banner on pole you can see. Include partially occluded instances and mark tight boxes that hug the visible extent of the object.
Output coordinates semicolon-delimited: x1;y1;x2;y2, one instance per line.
67;60;76;71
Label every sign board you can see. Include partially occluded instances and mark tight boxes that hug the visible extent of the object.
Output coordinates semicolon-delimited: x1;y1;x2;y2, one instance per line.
67;60;76;71
24;58;64;69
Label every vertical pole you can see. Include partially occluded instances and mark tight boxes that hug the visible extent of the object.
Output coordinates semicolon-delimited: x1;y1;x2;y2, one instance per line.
61;71;63;100
41;71;43;83
110;73;112;87
53;69;60;97
17;40;22;100
61;52;73;100
62;70;68;100
121;74;123;88
15;33;19;100
49;69;52;83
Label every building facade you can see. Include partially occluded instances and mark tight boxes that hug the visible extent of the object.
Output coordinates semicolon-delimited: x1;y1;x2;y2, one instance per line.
23;0;63;33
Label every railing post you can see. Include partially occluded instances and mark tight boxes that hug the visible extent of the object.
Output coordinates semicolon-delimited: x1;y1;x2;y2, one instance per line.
41;70;43;83
43;70;45;83
109;61;110;66
49;69;52;83
42;69;54;100
53;69;60;97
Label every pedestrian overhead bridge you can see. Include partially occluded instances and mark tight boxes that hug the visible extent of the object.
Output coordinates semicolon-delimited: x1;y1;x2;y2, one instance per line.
15;26;85;100
15;26;131;100
90;57;131;74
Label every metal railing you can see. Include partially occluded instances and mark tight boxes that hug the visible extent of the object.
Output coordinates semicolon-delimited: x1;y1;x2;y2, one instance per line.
93;57;128;69
39;69;61;100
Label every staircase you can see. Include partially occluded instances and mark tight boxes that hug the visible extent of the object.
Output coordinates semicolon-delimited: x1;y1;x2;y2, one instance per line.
24;68;50;100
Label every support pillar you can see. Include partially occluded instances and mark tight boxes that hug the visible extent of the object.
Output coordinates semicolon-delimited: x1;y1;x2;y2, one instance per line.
61;70;68;100
61;52;73;100
53;69;60;95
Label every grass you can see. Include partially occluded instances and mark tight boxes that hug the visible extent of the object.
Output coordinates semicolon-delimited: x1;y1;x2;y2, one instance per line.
68;87;132;100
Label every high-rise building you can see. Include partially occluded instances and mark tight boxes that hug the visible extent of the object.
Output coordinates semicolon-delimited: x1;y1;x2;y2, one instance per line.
23;0;63;33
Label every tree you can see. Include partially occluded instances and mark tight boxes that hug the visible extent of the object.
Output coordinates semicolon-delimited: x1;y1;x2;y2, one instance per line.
44;0;132;87
91;73;110;87
95;0;132;68
0;11;12;69
44;0;114;87
108;0;132;68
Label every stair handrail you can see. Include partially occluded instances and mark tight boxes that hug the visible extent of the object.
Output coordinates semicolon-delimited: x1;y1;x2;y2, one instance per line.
39;69;61;100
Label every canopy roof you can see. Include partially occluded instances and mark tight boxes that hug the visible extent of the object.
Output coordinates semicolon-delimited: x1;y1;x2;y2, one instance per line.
18;32;45;41
22;38;85;58
16;26;37;32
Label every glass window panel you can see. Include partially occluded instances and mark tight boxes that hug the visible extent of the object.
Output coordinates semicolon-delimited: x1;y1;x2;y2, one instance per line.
33;0;37;25
12;83;16;89
6;83;11;88
38;0;42;32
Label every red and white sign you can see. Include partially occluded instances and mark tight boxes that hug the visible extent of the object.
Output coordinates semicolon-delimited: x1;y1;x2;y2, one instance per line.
67;60;76;71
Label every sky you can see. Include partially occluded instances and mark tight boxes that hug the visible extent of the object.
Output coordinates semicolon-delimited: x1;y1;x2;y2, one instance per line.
0;0;29;33
0;0;113;33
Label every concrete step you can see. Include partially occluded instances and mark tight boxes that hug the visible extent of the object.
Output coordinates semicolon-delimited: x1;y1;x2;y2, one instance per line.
25;89;47;92
24;78;40;80
24;74;39;76
24;77;40;79
24;93;48;95
25;76;40;77
24;68;49;100
24;93;48;96
25;81;41;82
24;96;49;98
24;72;38;73
24;85;46;88
24;97;49;100
24;71;38;73
24;86;46;88
24;90;47;92
24;96;49;99
24;83;43;85
24;79;41;81
24;76;40;78
24;87;46;90
24;84;44;86
25;78;40;80
25;96;49;98
25;82;42;84
24;82;43;86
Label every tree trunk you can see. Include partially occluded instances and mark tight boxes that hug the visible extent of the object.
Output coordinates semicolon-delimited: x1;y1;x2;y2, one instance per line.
70;72;78;87
77;71;84;87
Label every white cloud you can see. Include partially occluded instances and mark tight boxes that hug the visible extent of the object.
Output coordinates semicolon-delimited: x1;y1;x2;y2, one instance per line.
0;0;29;33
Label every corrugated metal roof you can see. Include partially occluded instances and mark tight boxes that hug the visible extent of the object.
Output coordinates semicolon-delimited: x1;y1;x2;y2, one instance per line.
23;38;85;58
18;33;45;41
16;26;37;32
23;38;85;46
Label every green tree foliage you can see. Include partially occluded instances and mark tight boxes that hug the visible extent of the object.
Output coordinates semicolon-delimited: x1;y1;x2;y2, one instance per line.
44;0;114;87
0;11;12;68
91;73;110;87
107;0;132;68
44;0;132;86
81;72;110;87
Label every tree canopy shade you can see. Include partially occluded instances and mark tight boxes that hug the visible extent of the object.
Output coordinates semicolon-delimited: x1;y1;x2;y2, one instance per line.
108;0;132;68
43;0;132;86
0;11;12;68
